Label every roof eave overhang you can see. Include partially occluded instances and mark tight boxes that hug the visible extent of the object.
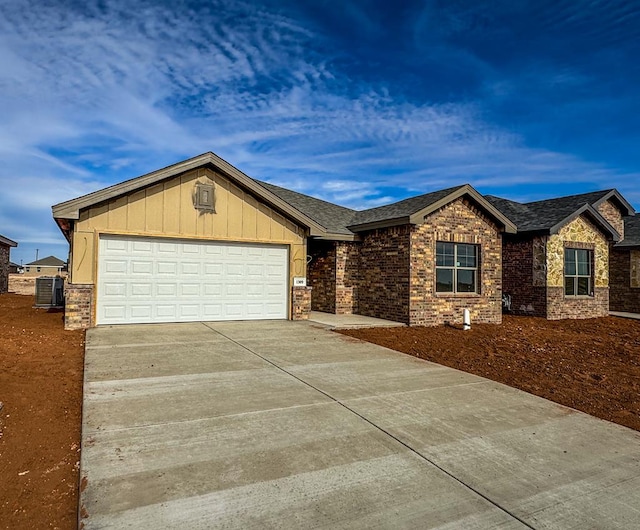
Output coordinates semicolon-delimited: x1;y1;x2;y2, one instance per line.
549;204;620;242
347;216;410;233
311;232;361;242
0;235;18;247
52;152;327;237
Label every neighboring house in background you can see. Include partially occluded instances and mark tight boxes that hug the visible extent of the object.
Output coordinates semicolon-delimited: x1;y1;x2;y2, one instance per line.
8;262;22;274
0;234;18;294
51;152;515;330
610;214;640;314
486;190;635;320
24;256;66;277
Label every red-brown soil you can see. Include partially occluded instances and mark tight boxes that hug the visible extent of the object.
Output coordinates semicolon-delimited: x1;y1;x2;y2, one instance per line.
340;315;640;432
0;294;85;530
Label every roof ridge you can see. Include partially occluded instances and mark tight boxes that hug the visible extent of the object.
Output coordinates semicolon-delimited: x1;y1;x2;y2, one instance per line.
523;189;614;206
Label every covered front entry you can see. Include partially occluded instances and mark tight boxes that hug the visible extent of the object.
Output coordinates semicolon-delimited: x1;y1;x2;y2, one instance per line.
96;235;289;325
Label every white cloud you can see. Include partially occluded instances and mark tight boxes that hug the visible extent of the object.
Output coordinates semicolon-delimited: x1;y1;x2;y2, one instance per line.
0;0;638;267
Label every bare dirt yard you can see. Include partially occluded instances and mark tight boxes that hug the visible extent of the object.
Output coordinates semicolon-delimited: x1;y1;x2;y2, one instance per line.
0;294;85;530
341;315;640;432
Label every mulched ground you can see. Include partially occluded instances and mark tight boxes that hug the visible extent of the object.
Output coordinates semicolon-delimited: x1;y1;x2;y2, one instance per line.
0;294;85;530
340;315;640;432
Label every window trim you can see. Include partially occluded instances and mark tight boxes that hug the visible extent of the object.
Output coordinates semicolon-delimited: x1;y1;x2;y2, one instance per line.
435;241;480;294
564;247;594;297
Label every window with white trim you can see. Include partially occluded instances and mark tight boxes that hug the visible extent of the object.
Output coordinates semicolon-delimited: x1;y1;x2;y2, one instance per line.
564;248;593;296
436;242;479;293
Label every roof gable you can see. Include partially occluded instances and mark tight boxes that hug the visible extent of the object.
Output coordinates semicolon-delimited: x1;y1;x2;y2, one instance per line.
486;189;629;241
26;255;65;267
348;184;517;233
52;152;327;238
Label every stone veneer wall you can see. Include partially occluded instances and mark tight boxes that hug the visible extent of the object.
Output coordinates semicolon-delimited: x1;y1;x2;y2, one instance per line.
501;236;547;317
409;198;502;326
291;286;312;320
545;215;609;319
307;239;336;313
0;244;9;294
357;225;411;323
596;199;624;239
64;283;93;330
610;249;640;313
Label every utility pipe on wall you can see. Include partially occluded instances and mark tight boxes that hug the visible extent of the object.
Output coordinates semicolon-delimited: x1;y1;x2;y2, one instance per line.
463;308;471;331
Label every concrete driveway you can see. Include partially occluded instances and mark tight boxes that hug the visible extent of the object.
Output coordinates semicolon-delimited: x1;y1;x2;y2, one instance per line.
80;320;640;529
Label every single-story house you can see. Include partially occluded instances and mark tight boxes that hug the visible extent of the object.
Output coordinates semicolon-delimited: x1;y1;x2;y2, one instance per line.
9;262;22;274
486;190;635;319
52;152;516;329
23;255;66;277
610;214;640;313
0;234;18;294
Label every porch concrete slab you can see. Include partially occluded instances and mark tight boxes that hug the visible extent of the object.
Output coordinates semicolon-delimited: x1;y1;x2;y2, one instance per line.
309;310;406;328
81;320;640;529
610;311;640;320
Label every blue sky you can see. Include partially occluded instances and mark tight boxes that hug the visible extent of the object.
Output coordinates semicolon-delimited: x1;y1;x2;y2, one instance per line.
1;0;639;265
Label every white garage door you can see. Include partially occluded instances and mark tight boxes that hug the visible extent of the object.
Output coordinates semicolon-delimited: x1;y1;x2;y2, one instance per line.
97;235;289;325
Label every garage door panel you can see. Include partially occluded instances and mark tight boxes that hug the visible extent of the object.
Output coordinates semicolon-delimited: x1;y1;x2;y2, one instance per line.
132;241;153;252
131;261;153;274
155;305;177;318
98;236;288;324
181;262;200;275
131;283;152;296
156;284;178;296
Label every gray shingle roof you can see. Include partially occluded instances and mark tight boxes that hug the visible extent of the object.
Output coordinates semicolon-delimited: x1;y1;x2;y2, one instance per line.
349;186;466;228
257;182;515;236
257;181;357;236
486;190;617;233
26;255;65;267
617;214;640;248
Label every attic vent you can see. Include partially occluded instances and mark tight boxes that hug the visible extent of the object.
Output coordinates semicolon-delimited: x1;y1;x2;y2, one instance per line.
35;277;64;308
194;183;215;212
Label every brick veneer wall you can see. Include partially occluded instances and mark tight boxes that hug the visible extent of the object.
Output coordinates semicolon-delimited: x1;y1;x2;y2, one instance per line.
0;244;9;294
357;225;411;323
335;241;359;314
547;287;609;320
64;283;93;330
501;236;547;317
292;286;312;320
307;239;336;312
409;198;502;326
610;249;640;313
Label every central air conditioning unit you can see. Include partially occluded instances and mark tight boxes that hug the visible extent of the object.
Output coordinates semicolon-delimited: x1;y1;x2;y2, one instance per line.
35;277;64;308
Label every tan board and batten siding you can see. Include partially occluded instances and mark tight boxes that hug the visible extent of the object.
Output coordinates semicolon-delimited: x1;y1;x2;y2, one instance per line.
70;168;307;318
